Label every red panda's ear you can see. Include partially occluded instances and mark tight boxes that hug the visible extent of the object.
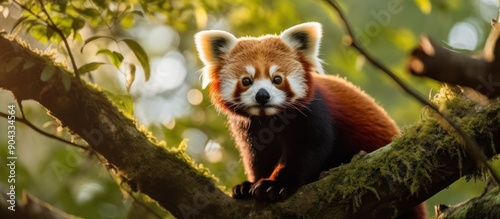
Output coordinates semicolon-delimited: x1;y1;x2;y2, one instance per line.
280;22;324;73
194;30;237;66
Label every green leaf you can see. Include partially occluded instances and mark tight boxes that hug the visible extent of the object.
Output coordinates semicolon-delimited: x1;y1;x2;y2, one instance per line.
27;21;50;43
75;8;100;18
77;62;105;75
46;26;55;40
72;17;85;34
120;12;135;29
81;35;116;53
96;49;123;68
113;51;124;64
73;32;83;42
61;72;71;91
11;16;28;32
415;0;432;14
121;39;150;81
40;65;56;81
57;16;73;27
132;10;144;17
54;0;68;12
92;0;107;9
5;57;23;73
385;28;417;51
102;90;134;116
126;64;136;93
23;60;35;70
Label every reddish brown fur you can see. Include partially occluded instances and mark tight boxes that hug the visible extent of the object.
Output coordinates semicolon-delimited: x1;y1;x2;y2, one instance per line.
313;74;400;152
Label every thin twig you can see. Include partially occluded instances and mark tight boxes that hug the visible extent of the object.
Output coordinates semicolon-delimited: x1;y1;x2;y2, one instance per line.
12;1;45;22
323;0;500;185
36;0;81;80
14;0;80;79
3;106;159;217
88;1;115;34
0;111;88;150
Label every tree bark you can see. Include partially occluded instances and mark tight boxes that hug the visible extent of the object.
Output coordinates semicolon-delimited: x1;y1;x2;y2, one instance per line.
408;36;500;98
1;35;500;218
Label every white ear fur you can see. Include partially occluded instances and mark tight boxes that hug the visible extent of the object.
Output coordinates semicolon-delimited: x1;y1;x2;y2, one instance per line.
280;22;324;73
194;30;237;65
194;30;237;88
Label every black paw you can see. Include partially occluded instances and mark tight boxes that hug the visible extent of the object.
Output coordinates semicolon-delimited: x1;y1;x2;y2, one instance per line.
250;179;297;202
231;181;254;199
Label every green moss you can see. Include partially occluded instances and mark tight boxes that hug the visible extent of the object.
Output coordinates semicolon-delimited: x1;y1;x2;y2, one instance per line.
427;87;500;180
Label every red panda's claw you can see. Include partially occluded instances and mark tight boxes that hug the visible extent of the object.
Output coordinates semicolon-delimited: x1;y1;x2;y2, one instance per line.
278;188;285;195
250;179;291;202
231;181;253;199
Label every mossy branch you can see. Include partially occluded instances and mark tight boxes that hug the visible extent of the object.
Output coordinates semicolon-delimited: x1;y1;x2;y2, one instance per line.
1;35;500;218
0;35;233;218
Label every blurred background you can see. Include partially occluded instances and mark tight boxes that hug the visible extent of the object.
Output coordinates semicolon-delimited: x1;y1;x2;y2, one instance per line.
1;0;499;218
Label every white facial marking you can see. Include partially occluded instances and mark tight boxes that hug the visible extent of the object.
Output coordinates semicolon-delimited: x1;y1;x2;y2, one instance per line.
269;64;278;77
245;65;256;77
287;71;307;101
219;78;237;103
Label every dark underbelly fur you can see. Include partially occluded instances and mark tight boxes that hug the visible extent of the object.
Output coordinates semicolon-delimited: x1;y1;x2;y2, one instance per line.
231;90;426;219
247;89;356;183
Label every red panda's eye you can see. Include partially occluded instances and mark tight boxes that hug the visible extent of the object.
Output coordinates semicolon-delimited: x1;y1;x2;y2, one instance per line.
242;77;252;86
273;76;283;85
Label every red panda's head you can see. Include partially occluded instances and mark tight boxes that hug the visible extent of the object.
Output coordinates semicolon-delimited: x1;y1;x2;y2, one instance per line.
195;22;323;116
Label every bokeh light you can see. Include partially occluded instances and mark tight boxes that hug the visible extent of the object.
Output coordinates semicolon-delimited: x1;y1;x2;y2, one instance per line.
447;18;483;50
205;140;223;163
183;128;208;158
187;89;203;105
478;0;499;22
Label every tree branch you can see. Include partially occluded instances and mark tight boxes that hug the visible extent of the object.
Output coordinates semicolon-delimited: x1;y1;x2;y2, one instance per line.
0;112;88;150
0;36;233;219
409;36;500;98
1;35;500;218
408;10;500;99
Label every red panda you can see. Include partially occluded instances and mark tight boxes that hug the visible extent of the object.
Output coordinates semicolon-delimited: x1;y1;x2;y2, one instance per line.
195;22;425;218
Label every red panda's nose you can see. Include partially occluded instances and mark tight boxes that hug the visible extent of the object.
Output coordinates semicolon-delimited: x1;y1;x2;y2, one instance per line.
255;89;270;105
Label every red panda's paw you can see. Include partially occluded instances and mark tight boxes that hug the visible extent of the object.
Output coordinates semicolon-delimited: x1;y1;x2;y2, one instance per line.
231;181;254;199
250;179;297;202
